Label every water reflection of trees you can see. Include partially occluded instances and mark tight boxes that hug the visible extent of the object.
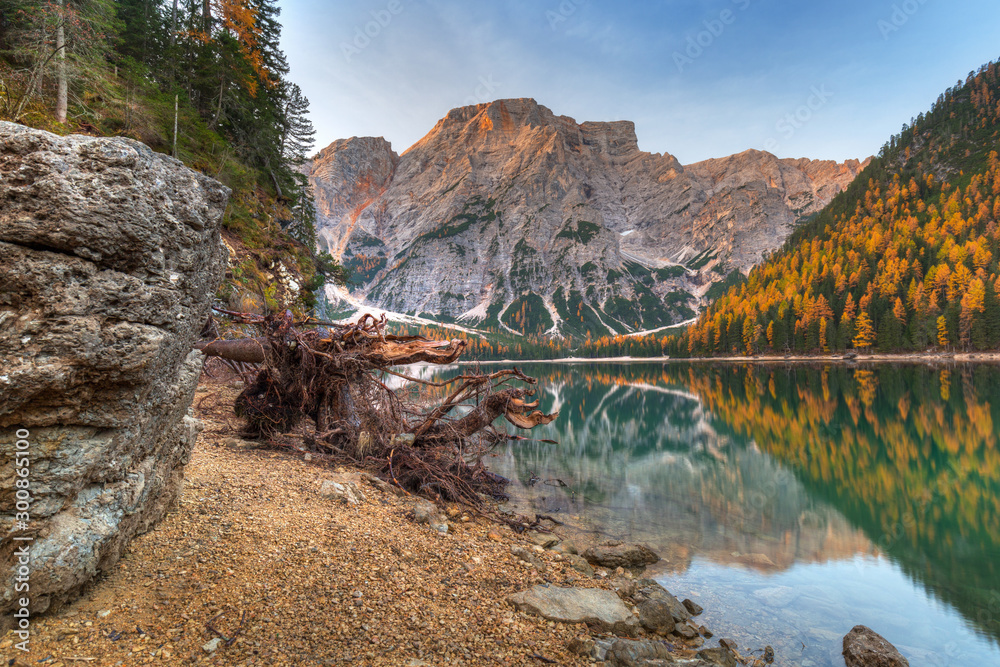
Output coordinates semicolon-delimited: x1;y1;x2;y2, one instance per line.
667;363;1000;646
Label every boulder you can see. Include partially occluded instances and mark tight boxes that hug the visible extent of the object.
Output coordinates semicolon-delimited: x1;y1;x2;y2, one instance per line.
0;122;228;626
566;635;595;656
842;625;910;667
634;579;691;623
637;598;676;635
508;585;641;636
605;638;686;666
552;541;579;555
526;530;559;549
682;598;704;616
583;543;660;569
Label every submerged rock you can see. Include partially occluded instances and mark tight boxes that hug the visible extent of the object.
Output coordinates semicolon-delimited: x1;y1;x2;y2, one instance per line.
0;121;228;626
508;584;640;636
696;646;739;667
842;625;910;667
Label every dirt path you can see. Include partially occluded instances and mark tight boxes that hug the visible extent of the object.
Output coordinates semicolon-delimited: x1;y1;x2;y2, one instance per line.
5;380;600;666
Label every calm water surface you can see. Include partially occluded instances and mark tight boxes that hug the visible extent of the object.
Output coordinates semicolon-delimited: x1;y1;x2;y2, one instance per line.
453;362;1000;667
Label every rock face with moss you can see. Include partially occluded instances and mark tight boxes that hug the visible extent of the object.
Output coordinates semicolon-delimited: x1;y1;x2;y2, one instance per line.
305;99;866;336
0;122;228;626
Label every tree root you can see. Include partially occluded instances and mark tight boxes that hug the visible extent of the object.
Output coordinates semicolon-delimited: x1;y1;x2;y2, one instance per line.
196;310;559;507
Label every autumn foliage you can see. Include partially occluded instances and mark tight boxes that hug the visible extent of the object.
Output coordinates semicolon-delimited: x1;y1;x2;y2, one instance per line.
665;61;1000;357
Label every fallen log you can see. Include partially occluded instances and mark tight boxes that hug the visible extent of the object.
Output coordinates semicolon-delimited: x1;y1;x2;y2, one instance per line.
196;333;469;367
195;337;266;364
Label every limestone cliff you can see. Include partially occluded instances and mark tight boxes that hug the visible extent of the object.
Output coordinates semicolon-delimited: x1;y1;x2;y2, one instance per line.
0;122;228;624
301;136;398;259
305;99;867;337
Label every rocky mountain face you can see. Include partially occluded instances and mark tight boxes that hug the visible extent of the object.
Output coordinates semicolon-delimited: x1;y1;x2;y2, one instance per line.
305;99;866;337
301;136;398;259
0;123;227;624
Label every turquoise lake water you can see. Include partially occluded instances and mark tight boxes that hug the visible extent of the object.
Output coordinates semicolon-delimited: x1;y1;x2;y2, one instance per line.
464;362;1000;667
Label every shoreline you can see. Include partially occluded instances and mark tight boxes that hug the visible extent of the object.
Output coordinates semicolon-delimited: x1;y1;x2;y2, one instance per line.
460;351;1000;365
9;378;751;666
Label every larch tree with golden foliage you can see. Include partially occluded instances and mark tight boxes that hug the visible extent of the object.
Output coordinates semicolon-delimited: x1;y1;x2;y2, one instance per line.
853;312;877;350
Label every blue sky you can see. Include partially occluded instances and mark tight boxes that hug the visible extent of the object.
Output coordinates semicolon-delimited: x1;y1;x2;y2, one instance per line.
278;0;1000;164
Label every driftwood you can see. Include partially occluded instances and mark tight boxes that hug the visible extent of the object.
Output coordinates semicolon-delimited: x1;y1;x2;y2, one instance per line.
196;311;558;506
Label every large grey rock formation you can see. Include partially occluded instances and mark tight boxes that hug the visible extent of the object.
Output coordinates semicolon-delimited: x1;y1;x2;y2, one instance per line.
0;122;228;627
305;98;867;337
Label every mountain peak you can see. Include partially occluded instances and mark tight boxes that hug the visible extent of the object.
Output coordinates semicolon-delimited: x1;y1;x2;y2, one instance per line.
405;98;639;157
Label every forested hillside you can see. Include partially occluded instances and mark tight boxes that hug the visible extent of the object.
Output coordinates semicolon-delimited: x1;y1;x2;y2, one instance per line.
666;60;1000;357
0;0;338;311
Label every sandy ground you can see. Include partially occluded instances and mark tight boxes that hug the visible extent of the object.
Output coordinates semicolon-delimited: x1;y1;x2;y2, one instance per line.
2;380;610;667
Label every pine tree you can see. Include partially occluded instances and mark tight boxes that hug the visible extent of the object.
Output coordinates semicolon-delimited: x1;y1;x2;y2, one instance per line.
278;82;314;165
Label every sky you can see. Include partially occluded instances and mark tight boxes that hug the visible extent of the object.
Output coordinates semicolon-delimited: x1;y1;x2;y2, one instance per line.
277;0;1000;165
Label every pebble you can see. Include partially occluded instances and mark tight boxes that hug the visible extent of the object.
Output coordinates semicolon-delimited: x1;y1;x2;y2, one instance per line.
202;638;222;653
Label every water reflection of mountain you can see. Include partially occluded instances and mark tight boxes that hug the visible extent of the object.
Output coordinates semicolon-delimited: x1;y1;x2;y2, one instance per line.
481;364;874;572
664;363;1000;646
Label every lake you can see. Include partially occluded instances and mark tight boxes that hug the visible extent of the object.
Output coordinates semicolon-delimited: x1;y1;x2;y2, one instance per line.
459;362;1000;667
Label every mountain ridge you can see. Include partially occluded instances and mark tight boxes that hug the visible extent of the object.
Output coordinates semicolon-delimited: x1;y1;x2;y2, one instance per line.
305;98;868;338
